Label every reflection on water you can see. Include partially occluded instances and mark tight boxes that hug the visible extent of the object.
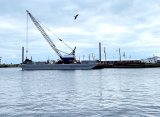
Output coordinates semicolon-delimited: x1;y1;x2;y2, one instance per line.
0;68;160;116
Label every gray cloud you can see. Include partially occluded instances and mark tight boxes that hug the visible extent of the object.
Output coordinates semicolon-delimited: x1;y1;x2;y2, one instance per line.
1;0;160;63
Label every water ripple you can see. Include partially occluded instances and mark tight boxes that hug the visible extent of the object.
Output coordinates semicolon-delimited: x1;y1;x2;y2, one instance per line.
0;68;160;116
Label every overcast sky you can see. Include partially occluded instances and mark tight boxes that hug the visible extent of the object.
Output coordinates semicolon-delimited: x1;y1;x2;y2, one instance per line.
1;0;160;64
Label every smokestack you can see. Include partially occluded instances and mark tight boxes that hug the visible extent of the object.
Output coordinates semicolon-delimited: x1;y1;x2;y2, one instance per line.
22;47;24;63
99;42;101;62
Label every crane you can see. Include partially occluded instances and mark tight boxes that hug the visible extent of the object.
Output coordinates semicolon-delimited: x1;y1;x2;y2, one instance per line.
26;10;76;63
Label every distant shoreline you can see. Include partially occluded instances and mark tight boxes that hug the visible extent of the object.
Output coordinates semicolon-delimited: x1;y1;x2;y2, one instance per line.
0;64;19;68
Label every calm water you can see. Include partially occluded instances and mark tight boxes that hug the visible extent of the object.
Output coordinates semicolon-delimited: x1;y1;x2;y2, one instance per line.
0;68;160;117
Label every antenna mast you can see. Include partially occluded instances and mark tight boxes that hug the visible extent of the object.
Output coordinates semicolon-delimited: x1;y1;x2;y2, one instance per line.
26;12;29;58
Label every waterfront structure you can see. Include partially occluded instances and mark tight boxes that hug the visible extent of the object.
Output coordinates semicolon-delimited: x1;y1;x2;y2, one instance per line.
141;56;160;63
21;11;99;70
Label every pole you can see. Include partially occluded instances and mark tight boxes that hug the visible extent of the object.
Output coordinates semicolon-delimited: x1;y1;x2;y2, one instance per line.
92;53;94;60
119;48;121;61
104;47;106;61
26;13;28;58
0;57;1;64
22;47;24;63
83;55;85;61
99;42;101;62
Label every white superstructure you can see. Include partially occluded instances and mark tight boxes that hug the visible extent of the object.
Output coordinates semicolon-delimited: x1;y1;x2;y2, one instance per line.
141;56;160;63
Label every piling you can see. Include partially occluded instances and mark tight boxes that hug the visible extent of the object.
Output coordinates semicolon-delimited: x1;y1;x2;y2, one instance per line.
0;57;1;64
22;47;24;63
99;42;101;62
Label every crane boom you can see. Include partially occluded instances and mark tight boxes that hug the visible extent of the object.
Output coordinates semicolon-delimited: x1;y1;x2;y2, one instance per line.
26;10;63;59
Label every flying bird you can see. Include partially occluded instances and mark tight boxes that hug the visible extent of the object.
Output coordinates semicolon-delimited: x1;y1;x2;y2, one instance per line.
74;14;79;20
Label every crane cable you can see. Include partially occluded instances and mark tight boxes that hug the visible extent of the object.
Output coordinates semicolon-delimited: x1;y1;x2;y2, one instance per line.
39;21;74;51
26;12;29;58
29;14;75;55
31;19;71;55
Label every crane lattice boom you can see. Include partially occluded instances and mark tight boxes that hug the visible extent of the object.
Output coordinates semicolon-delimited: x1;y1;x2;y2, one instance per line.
26;10;63;59
26;10;77;63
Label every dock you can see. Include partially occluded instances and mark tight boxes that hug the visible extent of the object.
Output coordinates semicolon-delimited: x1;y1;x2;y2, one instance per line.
96;60;160;68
